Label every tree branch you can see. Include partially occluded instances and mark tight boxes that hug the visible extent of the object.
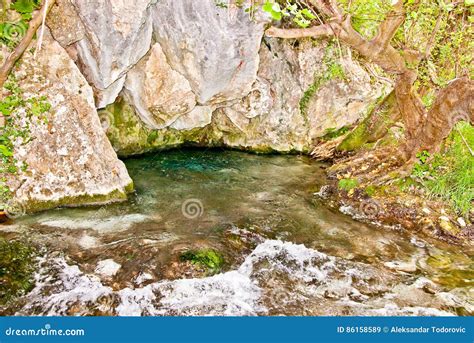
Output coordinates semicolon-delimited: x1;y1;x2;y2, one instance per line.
307;0;343;19
0;0;57;89
371;0;405;47
265;24;334;39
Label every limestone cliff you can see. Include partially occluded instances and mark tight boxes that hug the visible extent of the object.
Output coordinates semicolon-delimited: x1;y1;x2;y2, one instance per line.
2;0;386;214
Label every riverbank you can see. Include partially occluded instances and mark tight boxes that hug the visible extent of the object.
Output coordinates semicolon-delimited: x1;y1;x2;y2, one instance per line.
1;150;472;315
312;120;473;247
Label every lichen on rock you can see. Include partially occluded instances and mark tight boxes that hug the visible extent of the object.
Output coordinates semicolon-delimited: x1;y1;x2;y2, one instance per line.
1;31;133;214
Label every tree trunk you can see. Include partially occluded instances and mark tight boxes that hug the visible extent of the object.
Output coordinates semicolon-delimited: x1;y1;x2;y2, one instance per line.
403;77;473;159
337;90;400;152
265;0;473;176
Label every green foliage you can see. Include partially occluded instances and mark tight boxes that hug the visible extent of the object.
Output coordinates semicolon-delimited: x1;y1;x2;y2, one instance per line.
262;0;472;89
410;123;474;215
396;0;473;90
214;0;228;9
338;178;359;191
321;126;350;141
180;249;225;274
0;238;36;304
339;0;392;39
300;42;346;117
0;77;50;207
262;1;317;27
365;185;377;196
10;0;40;19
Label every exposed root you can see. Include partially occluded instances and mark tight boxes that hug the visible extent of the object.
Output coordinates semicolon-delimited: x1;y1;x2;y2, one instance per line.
328;146;402;177
310;135;346;161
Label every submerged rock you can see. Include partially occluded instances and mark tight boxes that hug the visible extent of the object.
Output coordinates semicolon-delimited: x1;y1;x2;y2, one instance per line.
95;259;122;278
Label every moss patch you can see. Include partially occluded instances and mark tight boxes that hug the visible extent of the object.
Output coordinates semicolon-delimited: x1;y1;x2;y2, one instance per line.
337;90;397;152
0;239;36;305
22;185;132;214
321;126;350;141
100;97;213;157
179;249;225;275
338;178;359;191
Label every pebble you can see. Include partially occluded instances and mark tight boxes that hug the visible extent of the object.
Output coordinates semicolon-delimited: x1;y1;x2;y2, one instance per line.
457;217;466;227
413;277;439;294
384;260;417;273
95;259;121;277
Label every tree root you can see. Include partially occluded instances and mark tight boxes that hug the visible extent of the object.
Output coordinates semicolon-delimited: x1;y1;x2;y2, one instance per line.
327;146;413;185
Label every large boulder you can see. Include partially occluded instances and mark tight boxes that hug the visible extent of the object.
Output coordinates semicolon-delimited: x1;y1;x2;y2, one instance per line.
151;0;266;105
69;0;156;108
102;38;385;155
123;43;197;129
1;32;133;213
213;39;385;152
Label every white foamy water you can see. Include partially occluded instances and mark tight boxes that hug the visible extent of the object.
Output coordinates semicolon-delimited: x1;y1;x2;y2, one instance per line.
15;240;463;316
37;213;151;233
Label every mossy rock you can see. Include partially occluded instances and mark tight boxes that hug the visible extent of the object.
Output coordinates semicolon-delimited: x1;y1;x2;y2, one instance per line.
338;178;359;192
20;184;133;214
179;249;225;275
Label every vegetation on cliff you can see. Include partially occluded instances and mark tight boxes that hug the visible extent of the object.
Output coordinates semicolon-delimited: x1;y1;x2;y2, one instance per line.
263;0;473;219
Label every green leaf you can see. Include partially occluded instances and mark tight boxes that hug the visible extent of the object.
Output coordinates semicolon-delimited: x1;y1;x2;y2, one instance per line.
286;3;297;14
271;11;282;20
301;8;316;20
271;3;281;12
10;0;40;14
293;17;310;28
0;145;13;157
262;1;273;13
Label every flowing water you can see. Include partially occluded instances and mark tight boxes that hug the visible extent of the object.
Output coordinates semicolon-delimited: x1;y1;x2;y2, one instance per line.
1;149;473;316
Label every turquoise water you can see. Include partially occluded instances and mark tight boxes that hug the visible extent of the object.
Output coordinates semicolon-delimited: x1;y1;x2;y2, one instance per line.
1;149;473;315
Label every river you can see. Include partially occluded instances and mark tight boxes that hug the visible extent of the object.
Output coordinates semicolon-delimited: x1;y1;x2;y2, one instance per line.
1;149;472;315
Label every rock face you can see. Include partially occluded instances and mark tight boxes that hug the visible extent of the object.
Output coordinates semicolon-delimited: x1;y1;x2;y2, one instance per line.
70;0;156;108
151;0;265;105
101;39;384;154
2;33;133;213
123;43;197;129
48;0;384;156
213;39;384;152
